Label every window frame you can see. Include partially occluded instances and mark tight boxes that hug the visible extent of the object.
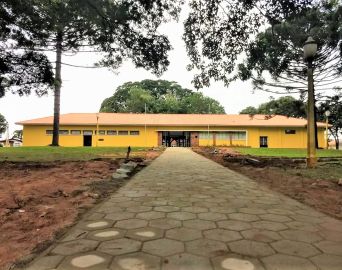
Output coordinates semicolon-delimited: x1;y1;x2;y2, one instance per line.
70;130;81;135
199;132;214;140
118;130;129;136
285;129;296;135
107;130;117;136
83;130;93;135
95;130;106;135
130;131;140;136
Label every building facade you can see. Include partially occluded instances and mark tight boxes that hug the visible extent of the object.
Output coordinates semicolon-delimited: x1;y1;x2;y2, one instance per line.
17;113;326;148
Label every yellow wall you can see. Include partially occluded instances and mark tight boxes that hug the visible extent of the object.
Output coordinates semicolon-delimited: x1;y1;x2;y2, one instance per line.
22;125;326;148
23;125;159;147
246;127;325;149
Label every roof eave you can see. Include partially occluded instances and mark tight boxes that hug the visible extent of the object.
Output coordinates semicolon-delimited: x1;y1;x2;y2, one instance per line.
18;123;318;128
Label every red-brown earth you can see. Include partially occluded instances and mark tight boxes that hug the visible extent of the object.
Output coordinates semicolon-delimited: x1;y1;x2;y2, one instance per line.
0;150;162;270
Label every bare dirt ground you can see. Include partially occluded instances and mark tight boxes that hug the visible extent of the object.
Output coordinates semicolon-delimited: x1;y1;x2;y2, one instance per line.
193;147;342;221
0;150;161;270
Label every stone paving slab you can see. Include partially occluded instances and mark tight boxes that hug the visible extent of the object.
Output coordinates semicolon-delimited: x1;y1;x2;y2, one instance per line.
25;148;342;270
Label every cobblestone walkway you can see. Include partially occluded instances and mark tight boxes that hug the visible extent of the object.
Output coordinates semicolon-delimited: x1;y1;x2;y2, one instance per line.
27;148;342;270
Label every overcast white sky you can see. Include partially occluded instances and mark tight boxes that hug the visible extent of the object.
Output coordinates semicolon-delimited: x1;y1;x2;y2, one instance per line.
0;8;290;136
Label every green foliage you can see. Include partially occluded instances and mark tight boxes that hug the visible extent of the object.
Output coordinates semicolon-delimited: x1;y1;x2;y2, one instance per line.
237;1;342;93
0;1;54;97
0;50;54;98
183;0;314;88
0;113;6;134
181;92;226;114
100;80;226;114
318;94;342;149
12;130;23;140
2;0;183;145
240;106;259;115
240;96;306;118
1;0;183;92
126;88;154;113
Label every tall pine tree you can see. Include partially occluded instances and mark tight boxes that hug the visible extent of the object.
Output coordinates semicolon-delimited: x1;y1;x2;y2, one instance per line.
183;0;315;88
2;0;182;145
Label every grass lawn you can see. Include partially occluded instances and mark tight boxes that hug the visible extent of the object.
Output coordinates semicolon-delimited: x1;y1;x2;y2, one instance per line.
235;148;342;158
0;146;152;162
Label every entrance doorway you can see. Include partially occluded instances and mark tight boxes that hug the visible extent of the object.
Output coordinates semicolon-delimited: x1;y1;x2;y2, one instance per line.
162;132;191;147
260;136;268;148
83;135;92;147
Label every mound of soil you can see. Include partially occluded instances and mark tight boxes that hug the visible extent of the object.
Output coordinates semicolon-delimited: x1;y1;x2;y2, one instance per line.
0;159;119;270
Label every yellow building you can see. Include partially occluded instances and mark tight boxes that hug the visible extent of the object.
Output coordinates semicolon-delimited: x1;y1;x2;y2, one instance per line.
17;113;326;148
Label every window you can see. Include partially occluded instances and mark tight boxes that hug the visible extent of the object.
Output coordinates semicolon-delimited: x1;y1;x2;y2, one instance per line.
207;132;247;140
216;132;229;140
95;130;106;135
285;129;296;134
59;130;69;135
233;132;246;140
46;130;70;135
118;130;129;135
260;136;268;148
83;130;93;135
71;130;81;135
107;130;117;135
199;132;213;140
130;131;140;136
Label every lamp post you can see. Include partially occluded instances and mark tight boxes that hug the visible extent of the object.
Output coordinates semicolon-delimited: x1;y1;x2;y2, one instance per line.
304;36;318;168
325;110;330;149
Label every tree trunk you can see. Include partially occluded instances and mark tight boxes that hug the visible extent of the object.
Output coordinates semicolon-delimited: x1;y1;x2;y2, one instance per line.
51;31;63;146
331;132;339;150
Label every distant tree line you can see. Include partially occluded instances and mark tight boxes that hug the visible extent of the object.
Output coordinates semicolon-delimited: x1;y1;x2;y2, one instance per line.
100;80;225;114
240;96;306;118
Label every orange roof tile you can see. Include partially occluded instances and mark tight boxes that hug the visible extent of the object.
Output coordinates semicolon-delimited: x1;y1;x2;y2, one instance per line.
16;113;327;128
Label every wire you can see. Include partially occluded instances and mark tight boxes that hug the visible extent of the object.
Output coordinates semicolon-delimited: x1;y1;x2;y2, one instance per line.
60;62;104;69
